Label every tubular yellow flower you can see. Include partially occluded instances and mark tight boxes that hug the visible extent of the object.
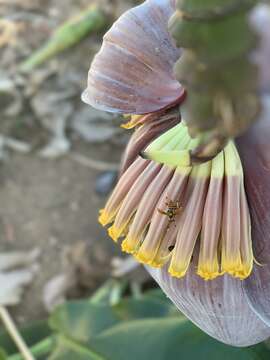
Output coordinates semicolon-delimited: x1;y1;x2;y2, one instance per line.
98;157;149;227
197;151;224;280
99;123;254;280
221;142;253;279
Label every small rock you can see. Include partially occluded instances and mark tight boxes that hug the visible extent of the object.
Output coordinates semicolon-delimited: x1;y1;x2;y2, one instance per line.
31;91;74;124
71;107;122;143
0;74;22;116
95;170;118;196
39;135;71;158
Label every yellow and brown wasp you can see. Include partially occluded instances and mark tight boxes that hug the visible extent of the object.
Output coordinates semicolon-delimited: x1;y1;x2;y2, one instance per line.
157;197;182;231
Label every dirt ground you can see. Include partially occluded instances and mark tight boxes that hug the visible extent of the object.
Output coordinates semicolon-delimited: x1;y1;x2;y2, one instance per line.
0;144;123;324
0;0;139;324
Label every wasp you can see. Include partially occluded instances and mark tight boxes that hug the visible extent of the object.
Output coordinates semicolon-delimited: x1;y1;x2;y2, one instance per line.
157;197;182;230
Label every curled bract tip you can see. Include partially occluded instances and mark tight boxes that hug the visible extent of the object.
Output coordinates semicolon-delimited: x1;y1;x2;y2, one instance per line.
82;0;182;115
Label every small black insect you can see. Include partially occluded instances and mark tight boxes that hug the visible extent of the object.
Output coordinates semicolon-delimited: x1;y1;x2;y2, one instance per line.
168;245;175;252
157;197;182;230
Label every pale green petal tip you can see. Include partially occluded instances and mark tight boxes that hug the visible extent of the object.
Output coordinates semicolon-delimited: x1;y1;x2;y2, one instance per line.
144;124;242;181
145;149;192;167
224;141;243;176
144;122;194;168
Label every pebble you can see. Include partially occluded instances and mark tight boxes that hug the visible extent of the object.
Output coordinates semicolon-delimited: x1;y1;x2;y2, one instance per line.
95;170;118;196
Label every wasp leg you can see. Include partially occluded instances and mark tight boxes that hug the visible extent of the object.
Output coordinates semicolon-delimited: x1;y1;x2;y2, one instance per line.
157;209;167;216
169;218;177;228
174;209;182;216
165;196;171;207
165;218;175;231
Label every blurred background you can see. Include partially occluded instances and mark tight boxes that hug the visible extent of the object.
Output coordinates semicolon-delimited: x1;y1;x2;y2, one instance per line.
0;0;143;324
1;1;270;359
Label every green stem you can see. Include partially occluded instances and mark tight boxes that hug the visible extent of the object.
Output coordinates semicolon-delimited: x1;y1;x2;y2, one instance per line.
90;280;115;305
19;4;109;72
130;282;142;299
0;307;34;360
109;280;128;306
169;0;260;160
7;336;55;360
57;335;104;360
90;279;128;306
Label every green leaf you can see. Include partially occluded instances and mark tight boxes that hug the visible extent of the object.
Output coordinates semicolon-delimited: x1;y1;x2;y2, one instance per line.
0;348;7;359
49;335;104;360
50;302;120;344
50;297;175;343
47;286;270;360
0;321;51;356
48;296;177;359
50;317;270;360
249;343;270;359
141;288;171;303
90;318;269;360
113;298;178;320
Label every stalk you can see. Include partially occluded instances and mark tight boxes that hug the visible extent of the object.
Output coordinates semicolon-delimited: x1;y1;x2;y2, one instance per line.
169;0;261;161
8;336;55;360
0;307;34;360
19;4;109;72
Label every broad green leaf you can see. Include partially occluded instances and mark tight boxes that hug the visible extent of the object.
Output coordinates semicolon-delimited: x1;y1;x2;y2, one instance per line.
49;336;103;360
0;349;6;359
89;318;269;360
141;288;171;304
50;302;119;344
0;321;51;356
250;344;270;359
50;297;175;343
49;317;270;360
113;298;178;320
47;285;270;360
